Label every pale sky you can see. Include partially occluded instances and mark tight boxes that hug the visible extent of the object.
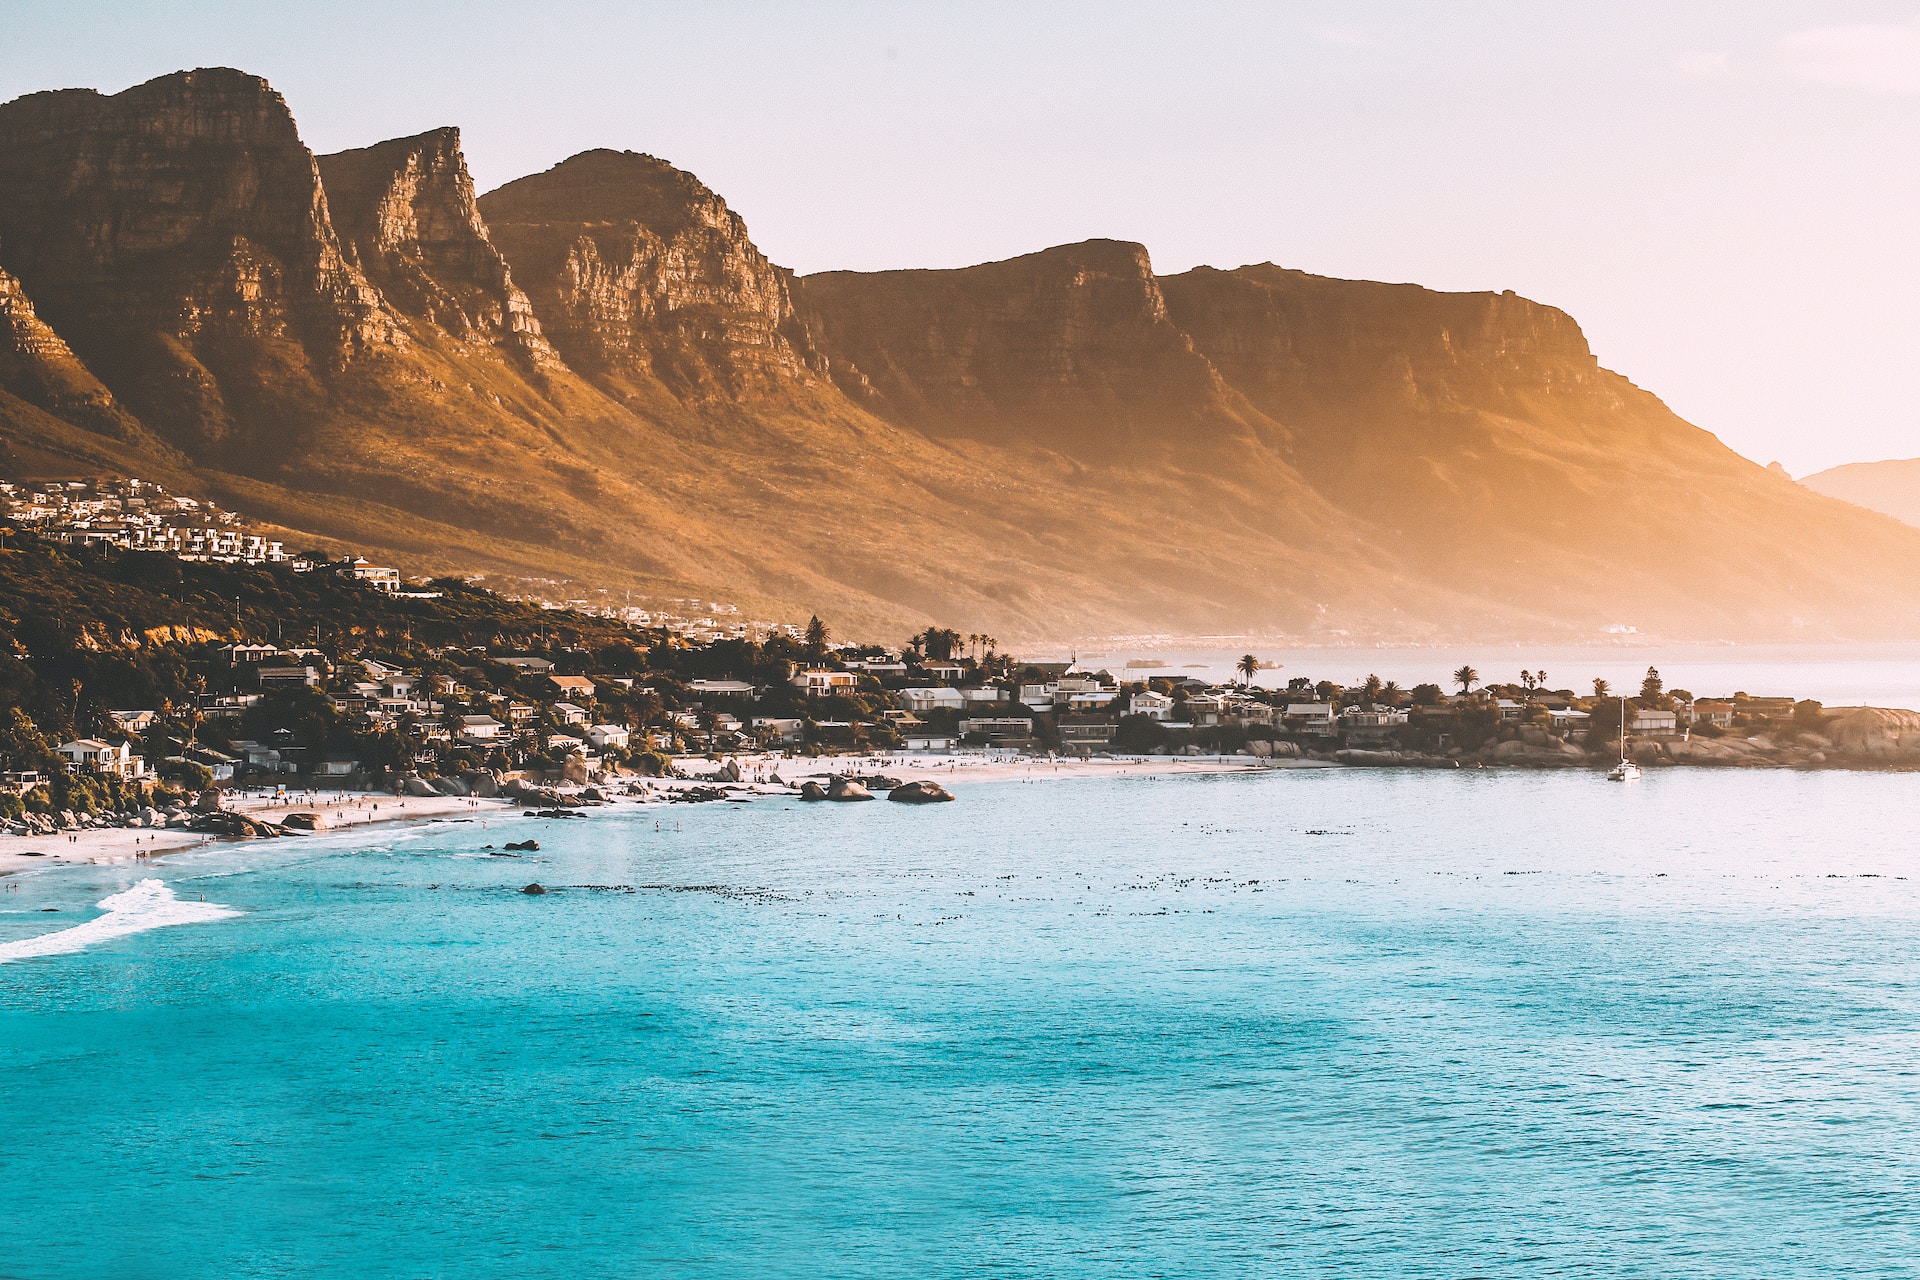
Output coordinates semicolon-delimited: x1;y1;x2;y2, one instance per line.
3;1;1916;475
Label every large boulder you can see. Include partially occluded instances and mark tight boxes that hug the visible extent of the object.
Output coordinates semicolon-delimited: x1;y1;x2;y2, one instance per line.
280;812;326;832
827;776;874;801
430;776;470;797
561;753;591;784
798;781;829;801
194;789;225;813
461;771;500;798
403;777;439;797
887;780;955;804
717;759;743;783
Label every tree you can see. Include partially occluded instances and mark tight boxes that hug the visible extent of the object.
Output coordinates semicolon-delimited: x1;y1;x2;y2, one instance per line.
804;615;829;650
1640;666;1664;701
1409;683;1443;706
1361;673;1384;705
1453;665;1478;695
1592;677;1611;700
1237;654;1260;685
1380;680;1404;707
1520;669;1536;693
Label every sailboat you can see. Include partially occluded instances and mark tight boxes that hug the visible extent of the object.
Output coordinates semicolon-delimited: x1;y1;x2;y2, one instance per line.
1607;695;1641;781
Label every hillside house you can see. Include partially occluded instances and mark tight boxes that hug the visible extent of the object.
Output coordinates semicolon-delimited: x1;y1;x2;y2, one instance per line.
792;669;857;697
901;687;967;714
551;702;590;726
57;738;146;778
544;675;597;701
586;724;630;750
1130;691;1176;721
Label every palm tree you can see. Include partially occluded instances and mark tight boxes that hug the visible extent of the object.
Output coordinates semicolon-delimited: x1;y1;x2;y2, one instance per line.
1380;680;1404;707
1453;664;1478;695
1592;677;1610;699
1361;673;1384;705
1237;653;1260;686
804;615;828;651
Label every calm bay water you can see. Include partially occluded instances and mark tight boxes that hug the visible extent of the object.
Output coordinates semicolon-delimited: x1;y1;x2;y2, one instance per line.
3;769;1919;1277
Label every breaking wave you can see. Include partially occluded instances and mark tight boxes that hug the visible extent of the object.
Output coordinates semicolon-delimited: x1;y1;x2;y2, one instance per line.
0;878;240;963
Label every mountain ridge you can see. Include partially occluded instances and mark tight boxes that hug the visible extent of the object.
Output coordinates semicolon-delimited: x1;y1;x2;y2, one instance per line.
0;67;1915;644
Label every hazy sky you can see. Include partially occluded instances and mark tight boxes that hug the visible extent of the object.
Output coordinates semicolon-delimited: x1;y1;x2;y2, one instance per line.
3;1;1916;474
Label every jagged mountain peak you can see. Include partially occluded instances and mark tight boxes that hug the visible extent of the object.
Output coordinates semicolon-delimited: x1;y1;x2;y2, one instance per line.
318;127;558;365
480;148;825;400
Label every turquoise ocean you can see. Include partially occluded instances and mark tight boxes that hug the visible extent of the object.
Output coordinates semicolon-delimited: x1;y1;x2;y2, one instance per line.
3;768;1918;1277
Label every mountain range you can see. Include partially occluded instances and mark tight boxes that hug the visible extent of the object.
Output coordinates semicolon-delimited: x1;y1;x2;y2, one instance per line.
2;67;1917;643
1801;459;1920;533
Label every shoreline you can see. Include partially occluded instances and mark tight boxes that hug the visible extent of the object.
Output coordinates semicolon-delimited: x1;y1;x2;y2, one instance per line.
5;745;1910;879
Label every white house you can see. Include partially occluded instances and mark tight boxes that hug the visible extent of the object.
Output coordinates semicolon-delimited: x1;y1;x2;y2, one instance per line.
586;724;631;750
791;669;857;696
1019;682;1058;710
459;714;506;741
58;738;146;778
1129;691;1176;721
106;709;158;734
900;687;966;714
551;702;590;726
1285;704;1337;734
752;716;805;744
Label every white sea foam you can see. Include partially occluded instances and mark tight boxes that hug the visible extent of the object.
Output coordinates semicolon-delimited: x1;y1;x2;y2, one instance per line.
0;878;240;963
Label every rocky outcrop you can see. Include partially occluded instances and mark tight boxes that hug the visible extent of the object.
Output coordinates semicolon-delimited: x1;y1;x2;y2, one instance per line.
1828;708;1920;759
0;68;401;453
480;150;825;400
317;129;558;368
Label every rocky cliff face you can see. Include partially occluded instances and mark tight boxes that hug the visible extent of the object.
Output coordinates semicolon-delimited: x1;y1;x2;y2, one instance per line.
318;129;558;368
799;240;1276;457
479;150;824;402
0;68;400;453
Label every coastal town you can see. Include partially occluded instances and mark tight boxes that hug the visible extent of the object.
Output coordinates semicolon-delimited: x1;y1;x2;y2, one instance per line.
4;511;1917;841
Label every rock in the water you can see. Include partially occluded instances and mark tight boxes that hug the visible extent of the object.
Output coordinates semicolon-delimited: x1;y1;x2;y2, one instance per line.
521;883;547;895
827;776;874;801
798;781;828;801
886;780;955;804
504;839;540;851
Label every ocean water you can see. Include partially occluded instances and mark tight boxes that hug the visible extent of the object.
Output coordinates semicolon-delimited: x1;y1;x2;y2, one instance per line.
3;769;1919;1278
